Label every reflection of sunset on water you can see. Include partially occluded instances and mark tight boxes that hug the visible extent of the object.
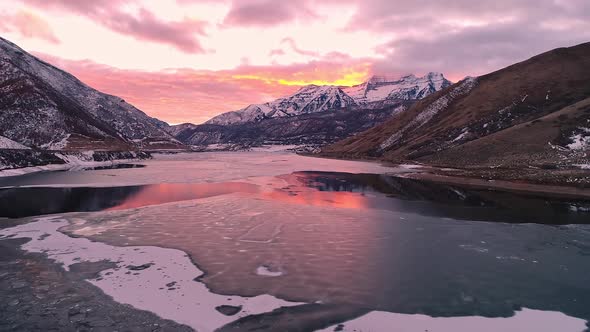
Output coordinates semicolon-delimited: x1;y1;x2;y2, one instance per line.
105;182;260;211
264;190;369;210
106;173;371;212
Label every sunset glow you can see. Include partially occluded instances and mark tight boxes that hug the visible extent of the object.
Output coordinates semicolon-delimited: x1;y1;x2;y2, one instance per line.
1;0;589;124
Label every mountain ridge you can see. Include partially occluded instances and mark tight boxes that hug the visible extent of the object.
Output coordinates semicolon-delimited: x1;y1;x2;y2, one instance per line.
203;72;451;126
0;36;181;151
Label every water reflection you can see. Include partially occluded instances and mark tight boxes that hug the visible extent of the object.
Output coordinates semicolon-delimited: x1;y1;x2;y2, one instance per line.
3;169;590;327
286;172;590;224
62;180;590;328
0;171;589;222
105;182;260;211
70;163;146;171
0;182;258;218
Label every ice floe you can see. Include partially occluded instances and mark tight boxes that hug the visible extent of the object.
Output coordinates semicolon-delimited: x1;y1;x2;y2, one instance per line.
317;308;588;332
0;217;302;332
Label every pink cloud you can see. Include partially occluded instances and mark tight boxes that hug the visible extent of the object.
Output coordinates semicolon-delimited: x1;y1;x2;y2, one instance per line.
0;10;60;44
223;0;316;27
34;53;296;124
35;53;371;124
22;0;207;53
280;37;319;57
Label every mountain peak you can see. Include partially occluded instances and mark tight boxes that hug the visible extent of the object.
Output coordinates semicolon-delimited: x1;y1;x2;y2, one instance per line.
343;72;452;103
206;72;451;125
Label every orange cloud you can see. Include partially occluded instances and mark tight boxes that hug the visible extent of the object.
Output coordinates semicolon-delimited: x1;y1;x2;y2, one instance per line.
0;10;60;44
231;61;372;87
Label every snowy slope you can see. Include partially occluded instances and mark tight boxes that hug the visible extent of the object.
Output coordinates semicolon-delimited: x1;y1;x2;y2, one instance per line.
343;72;452;104
0;135;30;149
207;85;356;125
206;73;450;125
0;37;179;150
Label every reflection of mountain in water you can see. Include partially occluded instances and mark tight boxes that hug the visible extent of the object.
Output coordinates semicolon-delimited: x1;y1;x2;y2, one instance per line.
0;182;259;218
1;171;589;224
292;171;590;224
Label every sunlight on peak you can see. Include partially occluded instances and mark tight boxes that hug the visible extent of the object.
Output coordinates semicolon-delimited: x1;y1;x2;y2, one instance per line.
232;68;370;87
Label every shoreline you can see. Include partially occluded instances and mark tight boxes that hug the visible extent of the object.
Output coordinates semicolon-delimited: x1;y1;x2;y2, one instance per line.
0;150;152;178
312;152;590;199
2;148;589;200
0;236;193;331
402;172;590;200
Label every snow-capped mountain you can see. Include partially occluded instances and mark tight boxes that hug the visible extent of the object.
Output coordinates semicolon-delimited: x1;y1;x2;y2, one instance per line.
207;85;357;125
0;37;180;150
343;72;452;104
206;73;451;125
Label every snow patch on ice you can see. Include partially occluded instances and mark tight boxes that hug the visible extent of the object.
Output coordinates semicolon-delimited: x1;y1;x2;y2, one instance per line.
316;308;587;332
0;217;302;332
256;265;284;277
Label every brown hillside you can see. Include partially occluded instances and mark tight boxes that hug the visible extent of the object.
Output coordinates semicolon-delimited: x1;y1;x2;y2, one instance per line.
322;42;590;164
420;97;590;167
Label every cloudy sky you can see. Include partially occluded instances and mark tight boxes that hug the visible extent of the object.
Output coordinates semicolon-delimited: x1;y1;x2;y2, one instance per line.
1;0;589;124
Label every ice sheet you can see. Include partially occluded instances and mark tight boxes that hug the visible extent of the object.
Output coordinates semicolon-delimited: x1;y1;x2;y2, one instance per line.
0;217;302;332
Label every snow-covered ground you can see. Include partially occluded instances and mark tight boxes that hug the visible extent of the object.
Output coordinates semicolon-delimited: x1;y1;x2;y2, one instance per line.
567;127;590;150
0;135;30;149
0;153;143;178
317;308;587;332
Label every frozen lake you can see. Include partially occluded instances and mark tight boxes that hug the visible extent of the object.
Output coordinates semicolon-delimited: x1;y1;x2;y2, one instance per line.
1;152;589;331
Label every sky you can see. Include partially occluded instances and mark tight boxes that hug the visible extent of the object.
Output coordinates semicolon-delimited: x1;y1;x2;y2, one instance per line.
1;0;589;124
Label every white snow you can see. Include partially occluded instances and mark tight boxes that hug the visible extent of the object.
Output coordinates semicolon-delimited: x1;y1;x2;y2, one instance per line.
207;73;450;125
452;129;470;143
0;217;302;332
316;308;587;332
0;156;141;177
207;85;356;125
256;265;284;277
343;73;451;104
0;135;30;149
398;164;424;170
567;127;590;150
